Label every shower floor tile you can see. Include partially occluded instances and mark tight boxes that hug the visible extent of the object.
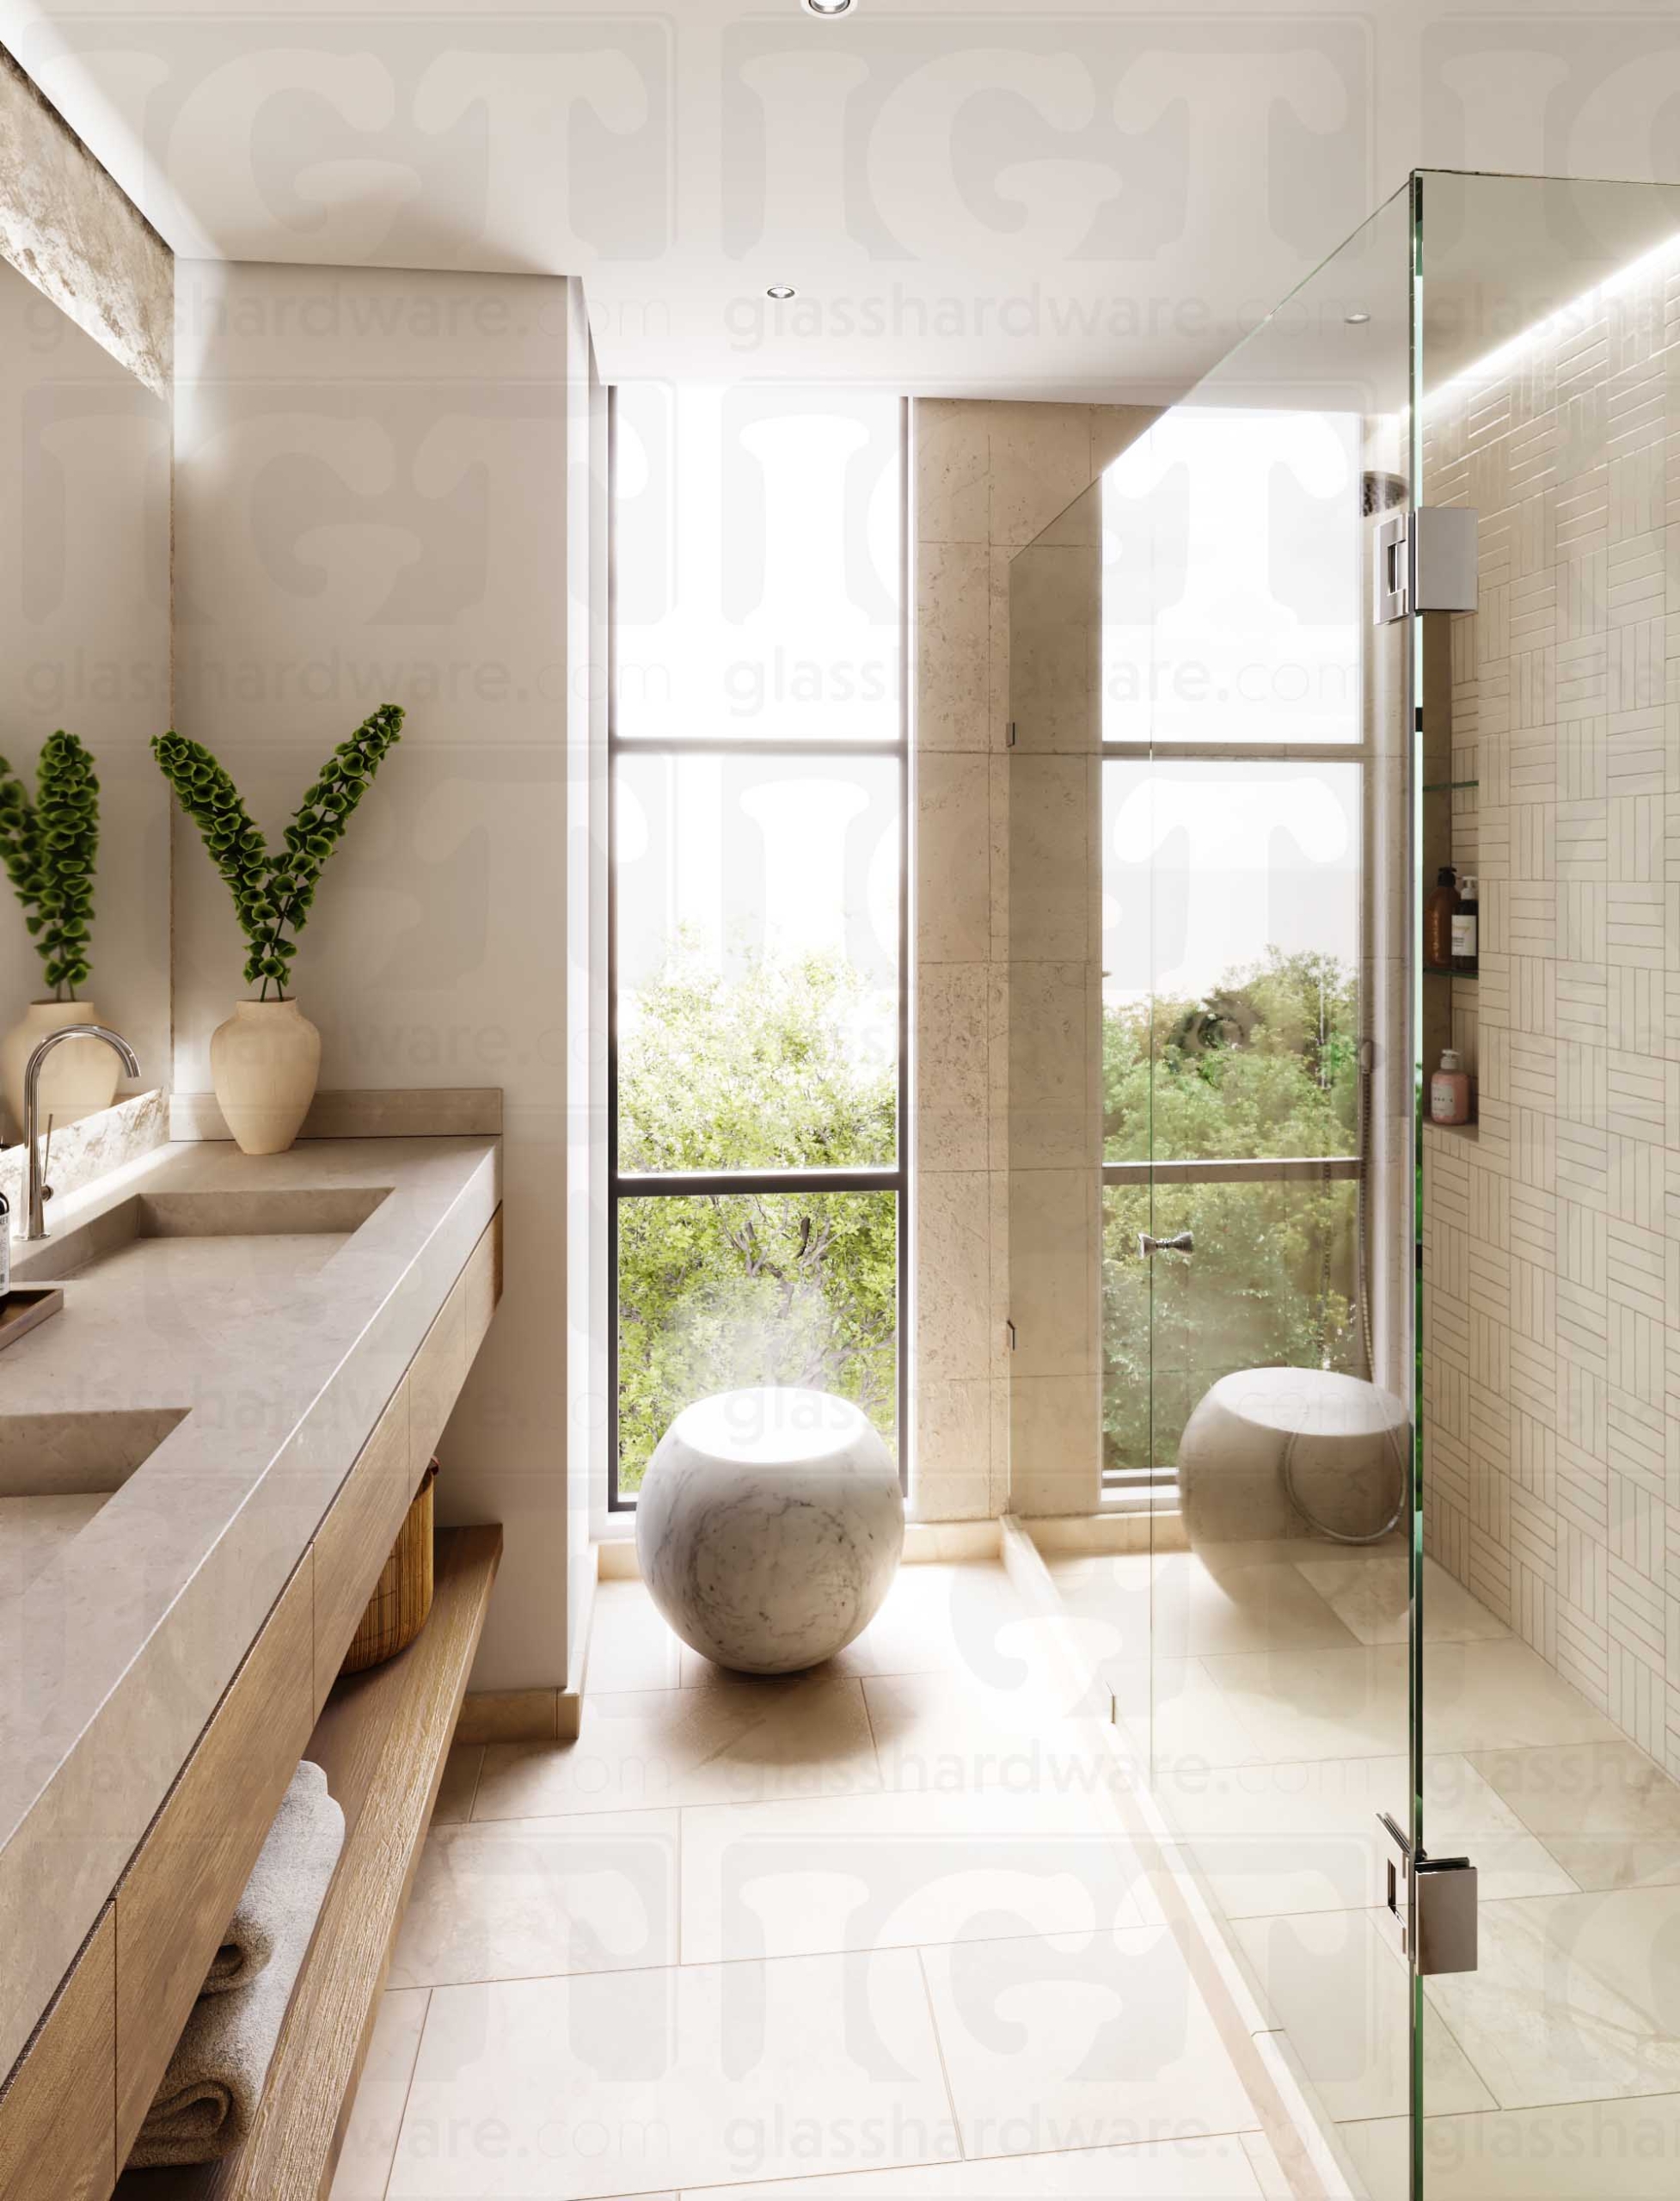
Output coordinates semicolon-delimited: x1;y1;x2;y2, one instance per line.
1465;1738;1680;1892
1155;1751;1573;1918
1426;1885;1680;2107
1229;1908;1493;2124
1293;1553;1512;1646
1340;2096;1680;2201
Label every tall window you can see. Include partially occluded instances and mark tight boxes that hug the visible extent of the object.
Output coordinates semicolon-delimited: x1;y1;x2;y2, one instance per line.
609;385;906;1505
1098;403;1368;1483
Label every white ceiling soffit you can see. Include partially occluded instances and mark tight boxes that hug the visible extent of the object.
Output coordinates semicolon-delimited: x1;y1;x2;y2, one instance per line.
6;0;1680;397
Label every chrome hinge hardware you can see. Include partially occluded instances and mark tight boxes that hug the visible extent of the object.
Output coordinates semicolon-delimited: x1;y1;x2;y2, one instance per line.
1373;507;1479;623
1376;1812;1478;1975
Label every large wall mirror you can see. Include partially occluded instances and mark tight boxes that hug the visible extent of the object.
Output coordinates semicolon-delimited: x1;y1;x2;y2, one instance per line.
0;254;171;1140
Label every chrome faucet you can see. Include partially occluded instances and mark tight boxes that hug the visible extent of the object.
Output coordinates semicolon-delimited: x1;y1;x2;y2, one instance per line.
21;1024;139;1241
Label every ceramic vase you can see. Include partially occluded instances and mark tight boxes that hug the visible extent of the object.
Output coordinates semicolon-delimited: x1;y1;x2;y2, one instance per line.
210;999;321;1156
0;999;122;1143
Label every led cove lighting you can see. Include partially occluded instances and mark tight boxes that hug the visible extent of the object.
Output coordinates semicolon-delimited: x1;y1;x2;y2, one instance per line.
766;284;797;300
1425;222;1680;417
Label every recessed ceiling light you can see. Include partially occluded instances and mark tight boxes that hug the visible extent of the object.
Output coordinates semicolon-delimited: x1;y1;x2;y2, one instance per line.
802;0;854;15
1345;310;1371;325
766;284;797;300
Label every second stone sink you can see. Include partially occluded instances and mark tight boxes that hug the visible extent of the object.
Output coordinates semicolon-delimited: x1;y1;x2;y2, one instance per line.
11;1186;390;1288
0;1407;190;1595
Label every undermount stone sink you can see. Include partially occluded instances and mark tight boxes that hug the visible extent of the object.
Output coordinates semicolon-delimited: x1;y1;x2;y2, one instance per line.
11;1186;391;1288
0;1407;190;1595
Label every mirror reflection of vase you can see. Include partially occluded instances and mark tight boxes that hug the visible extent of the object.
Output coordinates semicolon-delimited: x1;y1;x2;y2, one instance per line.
0;1000;123;1143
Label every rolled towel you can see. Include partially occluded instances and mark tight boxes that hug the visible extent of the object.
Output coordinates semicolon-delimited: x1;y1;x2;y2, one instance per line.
199;1760;330;1996
126;1760;346;2168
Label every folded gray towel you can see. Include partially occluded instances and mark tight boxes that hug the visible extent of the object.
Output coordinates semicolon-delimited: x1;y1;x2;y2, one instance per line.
126;1760;346;2168
199;1761;330;1996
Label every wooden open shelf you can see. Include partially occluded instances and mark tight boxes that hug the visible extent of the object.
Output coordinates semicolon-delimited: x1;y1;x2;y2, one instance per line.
116;1524;501;2200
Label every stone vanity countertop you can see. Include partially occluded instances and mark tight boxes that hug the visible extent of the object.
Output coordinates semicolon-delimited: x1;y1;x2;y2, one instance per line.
0;1132;500;2084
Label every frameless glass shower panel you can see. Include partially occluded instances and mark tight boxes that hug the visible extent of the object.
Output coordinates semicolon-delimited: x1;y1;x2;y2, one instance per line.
1409;169;1680;2201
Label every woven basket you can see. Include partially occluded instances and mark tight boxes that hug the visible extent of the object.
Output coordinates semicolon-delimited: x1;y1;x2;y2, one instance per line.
340;1461;438;1675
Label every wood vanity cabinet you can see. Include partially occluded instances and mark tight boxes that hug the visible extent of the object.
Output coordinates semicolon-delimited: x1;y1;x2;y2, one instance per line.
0;1205;503;2199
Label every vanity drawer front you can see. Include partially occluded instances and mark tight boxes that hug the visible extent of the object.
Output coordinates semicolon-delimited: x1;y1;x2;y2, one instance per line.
313;1383;413;1695
409;1209;501;1479
113;1555;316;2160
0;1908;114;2201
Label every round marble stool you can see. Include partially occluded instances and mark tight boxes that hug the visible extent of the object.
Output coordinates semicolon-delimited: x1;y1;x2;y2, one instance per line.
1177;1366;1409;1548
635;1386;904;1675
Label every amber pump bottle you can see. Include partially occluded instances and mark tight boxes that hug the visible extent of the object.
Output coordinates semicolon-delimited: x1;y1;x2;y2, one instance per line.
1424;867;1458;971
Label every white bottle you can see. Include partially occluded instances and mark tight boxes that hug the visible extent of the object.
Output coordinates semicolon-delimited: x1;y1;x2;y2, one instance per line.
1430;1048;1471;1126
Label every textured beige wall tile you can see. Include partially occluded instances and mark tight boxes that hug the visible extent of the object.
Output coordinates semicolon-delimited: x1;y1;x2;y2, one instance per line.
1007;960;1099;1170
916;962;990;1173
915;397;989;543
916;1169;992;1383
916;752;990;959
916;539;989;749
987;402;1095;547
1091;404;1157;476
1009;1167;1098;1379
1008;537;1100;753
911;1377;993;1522
1009;754;1099;962
1009;1374;1102;1517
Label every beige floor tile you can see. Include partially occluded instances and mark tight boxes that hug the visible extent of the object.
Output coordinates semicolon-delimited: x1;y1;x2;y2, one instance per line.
1198;1645;1408;1764
1117;1655;1264;1774
390;1809;680;1989
472;1674;880;1819
1151;1554;1361;1658
1229;1909;1493;2124
680;1786;1160;1965
1293;1554;1511;1646
861;1671;1119;1805
588;1579;683;1692
1342;2098;1680;2200
920;1925;1260;2156
1467;1738;1680;1891
1421;1639;1626;1753
387;1949;958;2198
683;2131;1267;2197
1426;1885;1680;2107
1155;1752;1571;1919
329;1986;429;2198
432;1742;482;1825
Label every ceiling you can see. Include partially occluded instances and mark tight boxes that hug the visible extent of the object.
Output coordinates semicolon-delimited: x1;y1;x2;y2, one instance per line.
6;0;1680;398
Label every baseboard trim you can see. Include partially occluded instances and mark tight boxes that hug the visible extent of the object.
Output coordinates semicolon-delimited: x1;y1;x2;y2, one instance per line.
455;1687;561;1744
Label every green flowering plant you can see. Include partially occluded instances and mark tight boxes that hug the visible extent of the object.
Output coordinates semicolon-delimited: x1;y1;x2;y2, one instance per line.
0;730;101;999
152;702;404;1001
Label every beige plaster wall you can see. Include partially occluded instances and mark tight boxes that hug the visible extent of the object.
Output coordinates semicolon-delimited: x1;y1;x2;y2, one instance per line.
172;259;591;1692
912;398;1154;1521
1420;246;1680;1769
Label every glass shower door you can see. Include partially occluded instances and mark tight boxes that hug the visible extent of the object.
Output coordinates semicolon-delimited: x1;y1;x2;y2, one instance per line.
1108;181;1428;2188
